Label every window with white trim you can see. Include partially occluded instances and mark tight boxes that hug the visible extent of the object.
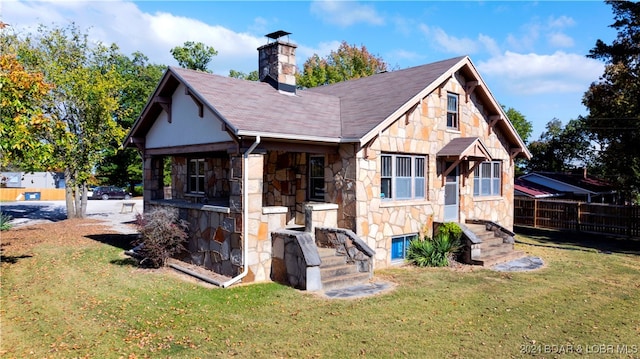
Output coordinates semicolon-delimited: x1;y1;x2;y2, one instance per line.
446;93;459;129
473;161;501;197
309;155;325;201
380;154;426;200
188;158;205;194
391;234;417;261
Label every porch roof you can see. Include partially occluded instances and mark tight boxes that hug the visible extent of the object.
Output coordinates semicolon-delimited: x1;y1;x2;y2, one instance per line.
436;137;492;161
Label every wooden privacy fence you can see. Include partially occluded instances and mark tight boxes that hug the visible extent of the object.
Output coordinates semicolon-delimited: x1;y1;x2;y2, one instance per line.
514;198;640;237
0;188;66;201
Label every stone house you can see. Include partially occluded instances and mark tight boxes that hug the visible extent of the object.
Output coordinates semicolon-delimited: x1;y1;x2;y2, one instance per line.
124;31;531;288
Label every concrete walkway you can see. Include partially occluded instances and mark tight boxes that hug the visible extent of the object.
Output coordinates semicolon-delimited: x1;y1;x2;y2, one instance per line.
321;281;395;299
491;256;545;272
321;256;544;299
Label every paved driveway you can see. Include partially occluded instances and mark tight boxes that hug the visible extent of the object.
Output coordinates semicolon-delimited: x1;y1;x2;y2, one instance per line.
1;198;143;234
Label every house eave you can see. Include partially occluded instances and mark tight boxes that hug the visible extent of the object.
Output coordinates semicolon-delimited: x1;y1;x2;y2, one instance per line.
236;130;360;144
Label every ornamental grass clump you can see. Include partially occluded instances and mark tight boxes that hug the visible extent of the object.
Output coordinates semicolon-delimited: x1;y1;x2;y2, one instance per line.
0;213;13;231
406;222;462;267
133;208;189;268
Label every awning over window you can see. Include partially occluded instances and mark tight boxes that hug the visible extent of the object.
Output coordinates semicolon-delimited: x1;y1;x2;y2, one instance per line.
437;137;492;180
437;137;492;161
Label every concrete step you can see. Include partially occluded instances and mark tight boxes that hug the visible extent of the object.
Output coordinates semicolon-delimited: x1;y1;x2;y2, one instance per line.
477;236;505;246
321;263;358;278
478;243;515;257
321;271;372;291
318;248;349;267
472;250;526;267
465;224;487;233
317;246;370;290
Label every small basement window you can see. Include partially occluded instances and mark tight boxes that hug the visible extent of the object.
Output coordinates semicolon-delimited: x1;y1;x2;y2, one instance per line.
391;234;417;262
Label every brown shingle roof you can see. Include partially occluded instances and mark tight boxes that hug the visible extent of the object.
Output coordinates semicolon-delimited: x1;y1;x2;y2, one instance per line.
305;56;466;138
126;55;530;160
171;67;342;140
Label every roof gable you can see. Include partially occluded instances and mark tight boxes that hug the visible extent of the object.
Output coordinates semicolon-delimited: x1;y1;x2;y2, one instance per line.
126;56;530;159
305;56;466;139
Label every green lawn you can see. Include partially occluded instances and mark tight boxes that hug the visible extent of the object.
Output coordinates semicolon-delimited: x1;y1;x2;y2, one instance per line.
1;224;639;358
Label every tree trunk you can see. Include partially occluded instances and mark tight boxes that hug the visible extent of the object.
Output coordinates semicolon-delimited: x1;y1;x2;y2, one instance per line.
80;184;88;216
64;169;75;219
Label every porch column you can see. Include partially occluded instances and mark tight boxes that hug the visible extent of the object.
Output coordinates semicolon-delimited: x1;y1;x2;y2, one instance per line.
243;153;272;282
143;155;164;211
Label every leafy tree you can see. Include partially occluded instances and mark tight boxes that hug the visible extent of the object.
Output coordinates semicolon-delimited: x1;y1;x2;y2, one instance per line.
229;69;258;81
2;24;127;218
503;106;533;176
296;41;388;88
525;118;594;173
170;41;217;72
0;52;53;170
95;52;165;191
583;0;640;202
504;106;533;144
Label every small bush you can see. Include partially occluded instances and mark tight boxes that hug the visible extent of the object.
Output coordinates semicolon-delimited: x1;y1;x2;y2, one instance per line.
436;222;462;241
1;213;13;231
406;231;461;267
133;208;189;268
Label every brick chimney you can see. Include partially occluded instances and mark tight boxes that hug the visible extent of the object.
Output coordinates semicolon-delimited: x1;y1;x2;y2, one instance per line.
258;30;297;94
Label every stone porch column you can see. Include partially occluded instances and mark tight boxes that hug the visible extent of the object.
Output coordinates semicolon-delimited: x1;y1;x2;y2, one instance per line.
244;153;272;282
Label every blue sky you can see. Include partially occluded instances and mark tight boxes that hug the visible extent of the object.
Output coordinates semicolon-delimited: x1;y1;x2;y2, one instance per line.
2;1;617;140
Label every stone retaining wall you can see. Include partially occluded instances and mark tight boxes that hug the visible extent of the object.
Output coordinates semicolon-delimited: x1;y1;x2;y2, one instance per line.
271;230;322;291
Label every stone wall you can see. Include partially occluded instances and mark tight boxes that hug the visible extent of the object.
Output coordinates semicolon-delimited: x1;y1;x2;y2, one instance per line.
354;72;515;268
147;203;243;277
263;151;306;226
145;152;276;284
270;230;322;291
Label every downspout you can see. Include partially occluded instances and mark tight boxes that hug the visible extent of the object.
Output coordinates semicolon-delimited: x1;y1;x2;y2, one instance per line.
221;136;261;288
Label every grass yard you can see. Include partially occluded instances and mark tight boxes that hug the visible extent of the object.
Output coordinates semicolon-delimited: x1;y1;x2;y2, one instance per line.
1;220;639;358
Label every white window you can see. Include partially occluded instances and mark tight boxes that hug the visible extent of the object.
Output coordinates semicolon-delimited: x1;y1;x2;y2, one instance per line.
473;161;501;197
309;155;325;201
381;154;426;200
447;93;458;129
188;158;205;194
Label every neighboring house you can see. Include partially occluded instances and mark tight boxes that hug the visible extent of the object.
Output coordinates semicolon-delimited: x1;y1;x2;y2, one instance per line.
124;31;530;287
515;171;617;204
0;172;64;189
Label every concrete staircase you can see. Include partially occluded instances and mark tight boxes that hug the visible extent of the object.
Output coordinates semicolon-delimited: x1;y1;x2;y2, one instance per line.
463;222;525;267
317;247;371;291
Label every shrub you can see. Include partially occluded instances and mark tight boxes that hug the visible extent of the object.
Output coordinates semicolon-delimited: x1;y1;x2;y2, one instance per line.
133;208;189;268
436;222;462;241
0;213;13;231
406;231;461;267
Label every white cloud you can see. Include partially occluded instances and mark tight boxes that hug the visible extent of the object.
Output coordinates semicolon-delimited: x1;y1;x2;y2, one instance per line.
296;40;342;64
477;51;604;95
310;0;384;27
547;32;574;48
2;0;266;76
419;24;477;54
507;15;577;51
419;25;506;56
547;15;575;29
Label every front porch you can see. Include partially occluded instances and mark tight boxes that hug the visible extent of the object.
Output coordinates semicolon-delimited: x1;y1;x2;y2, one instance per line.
141;145;368;288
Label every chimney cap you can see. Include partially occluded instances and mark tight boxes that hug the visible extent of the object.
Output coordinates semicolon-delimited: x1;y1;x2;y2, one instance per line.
265;30;291;42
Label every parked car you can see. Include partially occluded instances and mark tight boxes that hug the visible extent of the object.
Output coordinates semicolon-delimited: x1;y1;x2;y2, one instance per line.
91;186;132;200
